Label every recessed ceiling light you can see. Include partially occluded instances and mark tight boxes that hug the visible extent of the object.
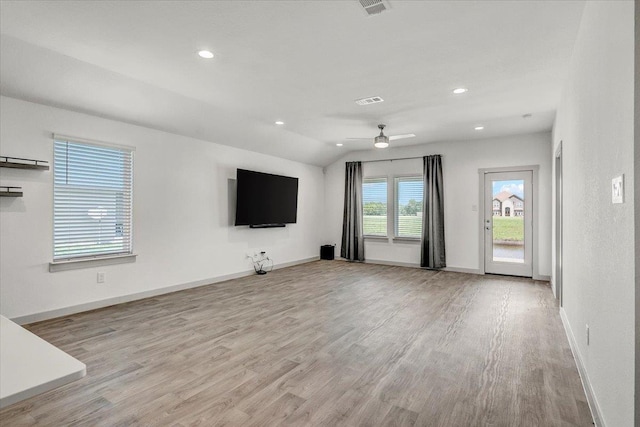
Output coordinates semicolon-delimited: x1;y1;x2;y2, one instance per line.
275;121;284;125
198;50;214;59
474;126;485;131
453;88;468;94
336;143;343;147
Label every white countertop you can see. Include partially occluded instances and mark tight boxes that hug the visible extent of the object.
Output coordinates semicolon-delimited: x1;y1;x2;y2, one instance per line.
0;315;86;409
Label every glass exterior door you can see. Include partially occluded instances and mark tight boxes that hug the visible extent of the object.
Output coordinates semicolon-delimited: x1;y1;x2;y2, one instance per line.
484;171;533;277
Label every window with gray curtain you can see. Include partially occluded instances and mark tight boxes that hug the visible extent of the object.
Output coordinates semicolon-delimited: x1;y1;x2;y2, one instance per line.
362;177;387;237
395;176;423;238
421;155;446;268
341;161;364;261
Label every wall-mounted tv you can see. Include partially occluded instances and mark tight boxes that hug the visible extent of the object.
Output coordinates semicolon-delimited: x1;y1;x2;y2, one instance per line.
235;169;299;228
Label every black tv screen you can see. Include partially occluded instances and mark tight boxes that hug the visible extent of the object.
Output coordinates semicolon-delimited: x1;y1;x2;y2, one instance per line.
235;169;299;227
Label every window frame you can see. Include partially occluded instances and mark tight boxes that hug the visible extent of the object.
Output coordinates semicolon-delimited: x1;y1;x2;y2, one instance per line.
361;173;425;243
393;175;424;241
49;134;136;272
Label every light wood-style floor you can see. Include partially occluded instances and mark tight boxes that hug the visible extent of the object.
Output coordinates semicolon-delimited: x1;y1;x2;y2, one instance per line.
0;261;593;426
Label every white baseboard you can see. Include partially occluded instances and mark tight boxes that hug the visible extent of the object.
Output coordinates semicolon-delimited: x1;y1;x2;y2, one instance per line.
11;257;319;325
559;308;604;427
443;266;483;275
362;258;482;275
533;274;551;281
364;259;421;268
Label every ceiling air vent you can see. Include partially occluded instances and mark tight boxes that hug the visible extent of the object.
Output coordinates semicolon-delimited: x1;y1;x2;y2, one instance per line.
358;0;390;16
355;96;384;106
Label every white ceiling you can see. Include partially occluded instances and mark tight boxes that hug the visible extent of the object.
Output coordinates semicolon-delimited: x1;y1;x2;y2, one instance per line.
0;1;585;166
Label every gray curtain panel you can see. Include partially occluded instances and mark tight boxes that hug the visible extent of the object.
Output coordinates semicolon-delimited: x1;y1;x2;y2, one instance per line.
421;155;446;268
340;161;365;261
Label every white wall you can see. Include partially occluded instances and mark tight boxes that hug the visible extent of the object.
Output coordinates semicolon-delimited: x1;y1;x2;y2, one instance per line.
552;2;635;426
324;132;552;277
0;96;324;320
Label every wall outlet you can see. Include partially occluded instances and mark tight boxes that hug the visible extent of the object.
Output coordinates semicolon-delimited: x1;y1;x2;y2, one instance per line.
97;272;105;283
585;324;590;345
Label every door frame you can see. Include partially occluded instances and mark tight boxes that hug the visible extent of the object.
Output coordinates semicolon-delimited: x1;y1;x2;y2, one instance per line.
478;165;541;279
483;170;533;277
554;143;563;305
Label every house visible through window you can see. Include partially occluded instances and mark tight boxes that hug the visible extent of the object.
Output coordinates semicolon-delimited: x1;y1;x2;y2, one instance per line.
53;138;134;260
362;177;387;236
395;176;423;238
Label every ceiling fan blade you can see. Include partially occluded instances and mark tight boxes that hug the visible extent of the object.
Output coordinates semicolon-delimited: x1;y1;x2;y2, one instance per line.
389;134;416;141
345;137;372;140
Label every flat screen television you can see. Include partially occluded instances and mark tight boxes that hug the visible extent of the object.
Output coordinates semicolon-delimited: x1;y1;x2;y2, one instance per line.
235;169;299;228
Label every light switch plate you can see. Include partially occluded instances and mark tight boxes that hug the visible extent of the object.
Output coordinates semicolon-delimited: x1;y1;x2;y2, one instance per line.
612;175;624;204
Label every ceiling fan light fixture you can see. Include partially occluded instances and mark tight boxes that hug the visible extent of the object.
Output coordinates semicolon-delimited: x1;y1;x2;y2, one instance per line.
374;124;390;148
374;136;389;148
374;140;389;148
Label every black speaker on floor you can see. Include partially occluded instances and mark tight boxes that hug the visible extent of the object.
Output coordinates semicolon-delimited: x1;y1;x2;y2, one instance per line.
320;245;335;260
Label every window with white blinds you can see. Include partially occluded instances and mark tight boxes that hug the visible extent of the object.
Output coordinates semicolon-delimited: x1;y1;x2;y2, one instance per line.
395;176;423;238
362;177;387;236
53;138;134;260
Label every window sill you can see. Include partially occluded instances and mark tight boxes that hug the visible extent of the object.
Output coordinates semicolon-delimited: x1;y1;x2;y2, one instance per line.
49;254;137;273
392;237;421;244
364;235;389;241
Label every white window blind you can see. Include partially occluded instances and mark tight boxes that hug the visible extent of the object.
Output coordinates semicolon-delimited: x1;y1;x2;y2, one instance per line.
395;176;423;238
53;138;133;260
362;177;387;236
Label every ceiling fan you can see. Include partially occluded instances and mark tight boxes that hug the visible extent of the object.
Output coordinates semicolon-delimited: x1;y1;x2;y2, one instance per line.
347;124;416;148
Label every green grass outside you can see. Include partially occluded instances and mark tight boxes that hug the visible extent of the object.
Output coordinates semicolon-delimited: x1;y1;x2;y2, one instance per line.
492;216;524;241
55;242;125;257
363;215;422;237
363;215;523;241
363;215;387;235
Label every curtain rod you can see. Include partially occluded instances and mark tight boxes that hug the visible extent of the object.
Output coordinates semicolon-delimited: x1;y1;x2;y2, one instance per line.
360;155;436;164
